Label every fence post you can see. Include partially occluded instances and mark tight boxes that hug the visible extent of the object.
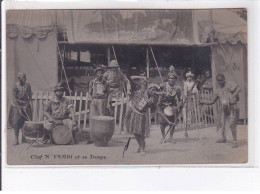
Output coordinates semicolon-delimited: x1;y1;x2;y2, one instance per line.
114;93;119;126
33;91;38;121
78;92;83;129
119;93;124;132
83;92;89;130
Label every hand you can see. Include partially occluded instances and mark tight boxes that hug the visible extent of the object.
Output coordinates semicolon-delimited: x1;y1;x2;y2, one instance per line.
167;121;176;126
18;108;23;115
199;100;205;105
127;90;131;95
107;103;111;109
48;118;55;123
72;120;77;127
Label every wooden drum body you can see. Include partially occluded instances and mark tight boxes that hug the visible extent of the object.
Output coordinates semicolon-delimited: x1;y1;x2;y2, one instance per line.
52;125;72;145
90;116;114;147
23;121;44;141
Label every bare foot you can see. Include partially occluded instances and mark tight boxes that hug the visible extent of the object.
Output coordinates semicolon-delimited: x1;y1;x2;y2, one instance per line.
13;142;19;146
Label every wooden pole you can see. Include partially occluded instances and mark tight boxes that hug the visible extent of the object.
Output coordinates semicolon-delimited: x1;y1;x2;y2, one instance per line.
146;47;151;127
107;46;111;65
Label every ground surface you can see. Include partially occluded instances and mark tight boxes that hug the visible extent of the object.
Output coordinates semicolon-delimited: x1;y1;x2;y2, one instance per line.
6;125;248;165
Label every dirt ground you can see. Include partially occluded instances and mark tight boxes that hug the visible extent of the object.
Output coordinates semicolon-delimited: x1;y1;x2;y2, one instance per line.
6;124;248;165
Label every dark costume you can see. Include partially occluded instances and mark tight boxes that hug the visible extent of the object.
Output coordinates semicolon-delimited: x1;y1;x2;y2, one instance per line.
157;82;182;126
157;82;182;141
125;88;158;153
215;81;240;142
9;82;33;143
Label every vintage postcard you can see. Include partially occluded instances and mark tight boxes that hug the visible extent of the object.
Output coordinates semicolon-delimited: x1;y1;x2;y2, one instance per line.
5;8;248;165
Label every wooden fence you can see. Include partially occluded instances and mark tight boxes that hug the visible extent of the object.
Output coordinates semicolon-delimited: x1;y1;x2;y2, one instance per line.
31;89;218;132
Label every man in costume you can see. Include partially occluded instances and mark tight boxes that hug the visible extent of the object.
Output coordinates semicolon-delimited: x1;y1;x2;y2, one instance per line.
9;72;32;145
42;83;77;144
200;73;241;148
157;67;182;143
183;70;199;138
124;82;159;155
103;60;131;113
89;66;109;116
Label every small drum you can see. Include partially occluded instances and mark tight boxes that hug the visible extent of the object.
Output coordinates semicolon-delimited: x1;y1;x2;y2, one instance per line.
164;106;175;117
22;121;44;142
222;98;230;114
90;116;114;147
52;125;72;145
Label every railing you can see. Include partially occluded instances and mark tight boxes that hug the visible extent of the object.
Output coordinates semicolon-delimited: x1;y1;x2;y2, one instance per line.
31;89;218;132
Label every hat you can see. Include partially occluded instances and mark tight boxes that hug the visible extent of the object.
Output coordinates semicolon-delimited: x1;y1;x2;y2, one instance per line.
216;73;225;81
148;83;160;90
108;60;119;68
169;65;176;72
186;71;194;78
94;67;104;74
164;106;175;117
18;72;26;79
54;83;64;92
168;72;178;79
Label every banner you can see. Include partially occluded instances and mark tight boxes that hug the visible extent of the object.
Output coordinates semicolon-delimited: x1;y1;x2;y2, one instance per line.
66;10;195;45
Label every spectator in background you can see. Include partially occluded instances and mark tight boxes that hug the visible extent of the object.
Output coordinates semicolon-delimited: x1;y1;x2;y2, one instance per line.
201;70;213;92
89;67;109;116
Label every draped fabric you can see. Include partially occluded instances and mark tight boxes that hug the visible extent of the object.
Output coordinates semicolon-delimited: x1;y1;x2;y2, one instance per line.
6;33;58;105
65;10;195;45
212;43;247;119
6;10;59;103
6;9;247;44
194;9;247;44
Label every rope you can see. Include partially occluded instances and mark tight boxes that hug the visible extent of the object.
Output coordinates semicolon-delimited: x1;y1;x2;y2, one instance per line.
54;26;71;96
112;45;117;61
17;29;50;87
149;46;164;83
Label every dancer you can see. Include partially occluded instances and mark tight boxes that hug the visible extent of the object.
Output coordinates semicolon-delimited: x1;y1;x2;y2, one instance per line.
157;67;182;143
200;73;240;148
124;84;159;155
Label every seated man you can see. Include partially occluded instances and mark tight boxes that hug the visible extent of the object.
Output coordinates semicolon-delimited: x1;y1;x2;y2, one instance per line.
42;83;77;144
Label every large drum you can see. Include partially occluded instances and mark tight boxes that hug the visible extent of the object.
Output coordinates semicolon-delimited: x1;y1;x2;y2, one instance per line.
22;121;44;142
52;125;72;145
90;116;114;147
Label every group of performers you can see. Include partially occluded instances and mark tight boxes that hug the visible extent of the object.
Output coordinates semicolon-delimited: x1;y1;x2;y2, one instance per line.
8;59;241;152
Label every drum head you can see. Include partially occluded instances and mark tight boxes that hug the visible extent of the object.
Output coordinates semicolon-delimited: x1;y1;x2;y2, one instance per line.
164;106;174;117
52;125;72;145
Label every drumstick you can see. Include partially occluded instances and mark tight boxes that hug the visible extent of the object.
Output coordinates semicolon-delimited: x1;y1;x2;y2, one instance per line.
62;128;73;138
27;133;40;150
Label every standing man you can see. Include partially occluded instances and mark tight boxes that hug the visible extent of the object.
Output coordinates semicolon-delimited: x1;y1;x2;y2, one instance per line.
103;60;131;112
200;73;241;148
9;72;33;145
183;70;198;138
89;66;109;116
201;70;213;92
157;69;182;143
42;83;77;144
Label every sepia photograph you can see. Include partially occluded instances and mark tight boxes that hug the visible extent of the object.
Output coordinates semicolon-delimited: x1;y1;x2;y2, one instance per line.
5;8;248;165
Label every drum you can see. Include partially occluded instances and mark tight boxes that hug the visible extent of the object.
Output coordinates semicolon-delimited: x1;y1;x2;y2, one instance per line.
90;116;114;147
52;125;72;145
22;121;44;142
